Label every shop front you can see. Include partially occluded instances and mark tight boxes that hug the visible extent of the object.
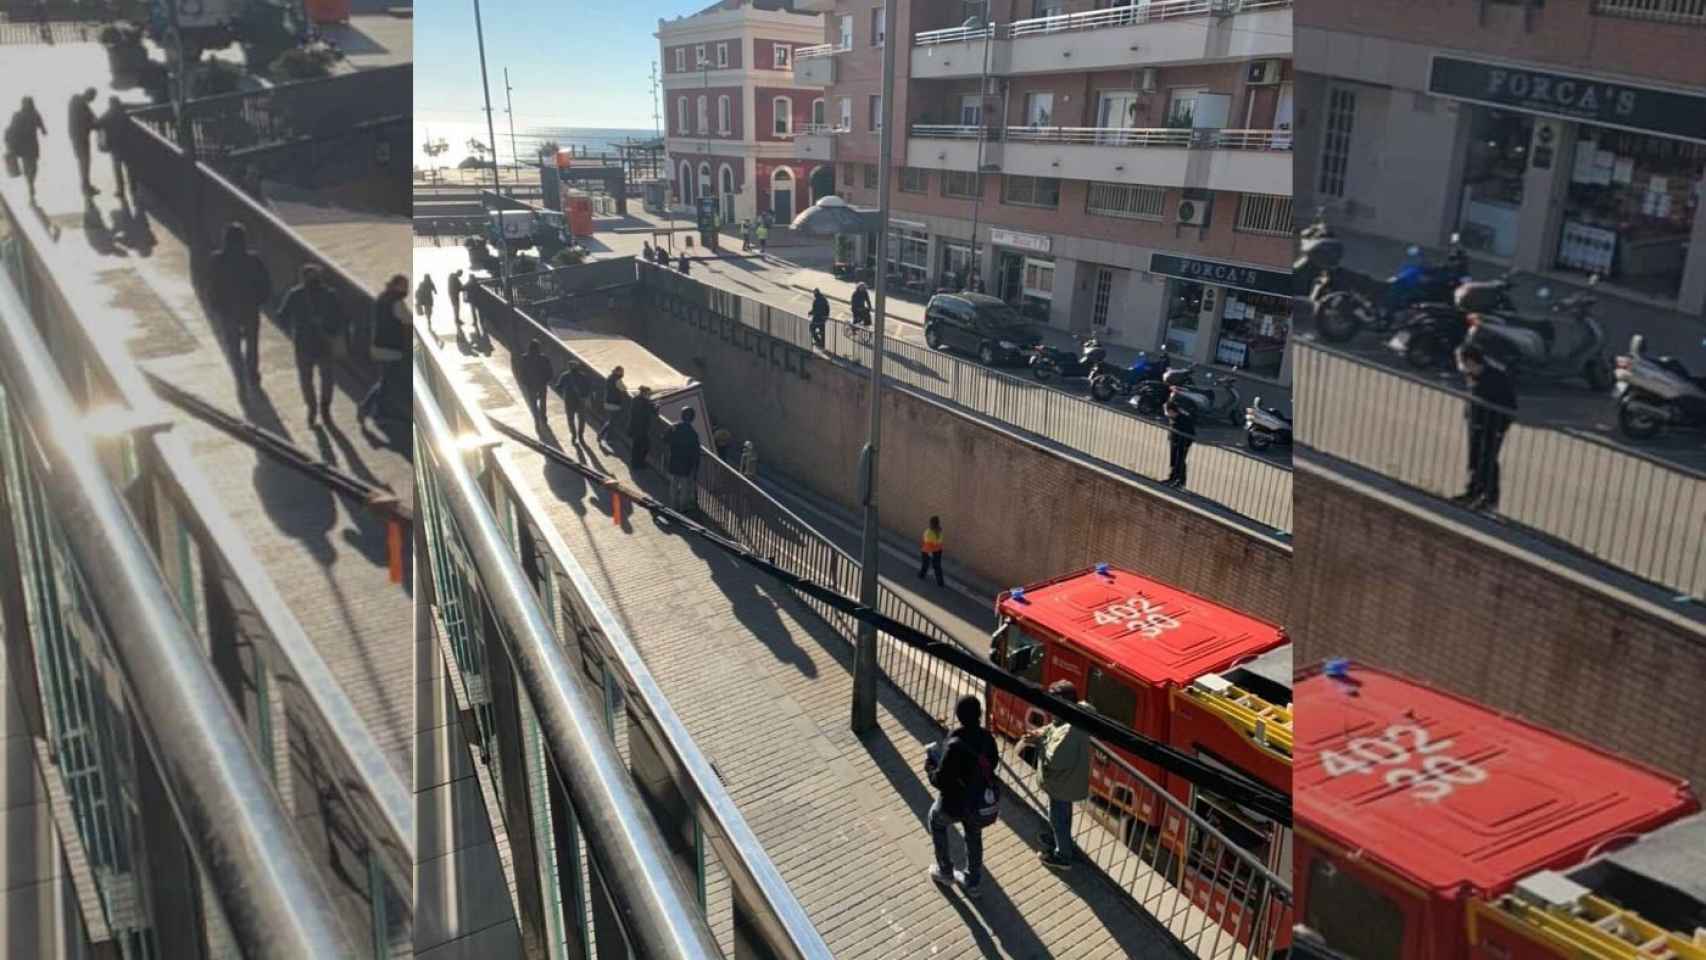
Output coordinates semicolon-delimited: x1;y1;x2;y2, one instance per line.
885;219;930;295
1426;55;1706;306
1149;253;1294;379
991;228;1055;324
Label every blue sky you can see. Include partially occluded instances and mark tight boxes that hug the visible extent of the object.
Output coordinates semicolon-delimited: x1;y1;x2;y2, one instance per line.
414;1;710;133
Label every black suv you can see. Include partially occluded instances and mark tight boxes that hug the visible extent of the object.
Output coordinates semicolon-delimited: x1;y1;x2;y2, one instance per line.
923;293;1042;366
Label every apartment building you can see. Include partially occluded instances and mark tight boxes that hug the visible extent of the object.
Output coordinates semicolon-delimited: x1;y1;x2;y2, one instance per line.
793;0;1296;381
1295;1;1706;314
658;0;827;227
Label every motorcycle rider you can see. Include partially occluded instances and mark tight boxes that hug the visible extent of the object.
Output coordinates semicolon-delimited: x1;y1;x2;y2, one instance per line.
1452;345;1517;512
808;288;830;348
851;282;872;327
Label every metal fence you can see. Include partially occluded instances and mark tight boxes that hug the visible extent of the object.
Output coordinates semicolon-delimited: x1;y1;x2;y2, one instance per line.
637;262;1294;533
465;287;1295;960
415;331;833;960
1294;341;1706;600
914;0;1292;43
0;195;410;957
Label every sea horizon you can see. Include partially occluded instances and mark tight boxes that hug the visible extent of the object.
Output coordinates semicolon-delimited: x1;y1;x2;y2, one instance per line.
413;121;659;168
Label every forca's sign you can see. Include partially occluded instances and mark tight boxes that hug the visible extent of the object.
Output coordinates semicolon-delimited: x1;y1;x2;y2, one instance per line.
1428;55;1706;144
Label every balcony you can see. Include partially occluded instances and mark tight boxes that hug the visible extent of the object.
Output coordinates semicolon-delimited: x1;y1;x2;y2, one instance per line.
911;0;1292;79
794;42;840;85
906;124;1292;194
792;123;847;162
1592;0;1706;24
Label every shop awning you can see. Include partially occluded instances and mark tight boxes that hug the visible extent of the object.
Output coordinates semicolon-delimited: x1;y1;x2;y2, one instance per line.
1148;253;1291;297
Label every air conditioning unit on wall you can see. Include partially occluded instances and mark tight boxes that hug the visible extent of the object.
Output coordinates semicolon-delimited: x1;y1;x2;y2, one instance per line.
1177;196;1211;226
1248;59;1282;85
1139;67;1157;92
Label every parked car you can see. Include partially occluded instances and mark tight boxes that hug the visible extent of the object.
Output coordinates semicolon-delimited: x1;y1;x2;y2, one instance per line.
923;293;1042;366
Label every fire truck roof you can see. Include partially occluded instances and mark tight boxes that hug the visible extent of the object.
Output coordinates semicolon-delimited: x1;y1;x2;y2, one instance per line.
1296;662;1697;897
997;566;1286;687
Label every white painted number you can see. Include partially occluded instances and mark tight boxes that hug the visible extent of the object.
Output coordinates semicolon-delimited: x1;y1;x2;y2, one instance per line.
1092;596;1180;639
1318;724;1487;802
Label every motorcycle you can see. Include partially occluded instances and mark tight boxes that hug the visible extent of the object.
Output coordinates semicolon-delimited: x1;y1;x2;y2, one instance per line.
1294;208;1344;298
1161;367;1244;427
1460;275;1612;390
1313;235;1470;343
1090;348;1170;405
1030;338;1104;383
1384;271;1517;371
1244;396;1292;451
1612;334;1706;440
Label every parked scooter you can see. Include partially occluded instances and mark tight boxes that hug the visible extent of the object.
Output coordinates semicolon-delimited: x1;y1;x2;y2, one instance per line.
1314;235;1469;343
1160;367;1244;427
1244;395;1293;451
1612;334;1706;440
1460;275;1612;390
1089;348;1170;404
1294;207;1343;299
1030;337;1104;383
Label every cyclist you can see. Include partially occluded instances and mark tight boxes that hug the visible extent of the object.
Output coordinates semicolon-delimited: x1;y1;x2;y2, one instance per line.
851;282;872;327
808;288;830;348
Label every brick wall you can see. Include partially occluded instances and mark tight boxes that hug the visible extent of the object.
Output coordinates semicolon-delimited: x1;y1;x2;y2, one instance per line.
1292;467;1706;789
629;283;1291;624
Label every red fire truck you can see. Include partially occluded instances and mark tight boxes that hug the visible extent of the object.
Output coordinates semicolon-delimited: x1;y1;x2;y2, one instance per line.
986;565;1293;945
1295;661;1702;960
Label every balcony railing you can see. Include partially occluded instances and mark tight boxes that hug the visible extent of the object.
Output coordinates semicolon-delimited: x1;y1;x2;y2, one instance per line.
1592;0;1706;23
911;123;1294;150
914;21;995;45
797;122;851;136
795;42;836;59
917;0;1292;44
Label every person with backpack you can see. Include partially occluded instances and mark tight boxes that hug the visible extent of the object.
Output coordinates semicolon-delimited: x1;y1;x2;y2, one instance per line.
278;263;345;429
1021;681;1093;868
208;222;271;394
925;694;1000;898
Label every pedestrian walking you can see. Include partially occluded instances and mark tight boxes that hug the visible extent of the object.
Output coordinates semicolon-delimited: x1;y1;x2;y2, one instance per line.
741;220;753;252
596;365;627;448
628;385;658;470
4;97;47;205
96;95;127;206
359;275;412;424
642;241;654;263
278;263;345;429
919;516;945;587
415;274;437;334
1164;399;1196;488
554;362;588;443
1452;345;1517;511
677;250;691;275
1021;681;1093;869
518;338;554;427
666;407;701;510
208;222;272;393
851;282;872;327
67;87;99;197
447;268;465;336
924;694;999;898
756;221;769;254
808;288;830;347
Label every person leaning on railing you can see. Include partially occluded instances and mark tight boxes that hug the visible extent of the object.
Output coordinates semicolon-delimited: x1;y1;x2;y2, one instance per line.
1022;680;1094;869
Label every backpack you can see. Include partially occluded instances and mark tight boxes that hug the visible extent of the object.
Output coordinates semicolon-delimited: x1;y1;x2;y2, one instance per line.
938;732;1002;828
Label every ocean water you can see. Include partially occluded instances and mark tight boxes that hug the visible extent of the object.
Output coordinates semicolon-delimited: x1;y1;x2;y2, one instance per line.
414;121;658;169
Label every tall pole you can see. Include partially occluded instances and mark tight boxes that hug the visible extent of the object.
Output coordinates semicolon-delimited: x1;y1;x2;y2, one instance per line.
503;68;520;182
967;17;993;292
652;60;672;249
472;0;511;303
851;0;900;734
165;1;197;248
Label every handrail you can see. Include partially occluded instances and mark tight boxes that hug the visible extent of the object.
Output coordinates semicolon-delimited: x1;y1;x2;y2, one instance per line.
0;263;356;958
914;22;995;45
415;351;833;960
915;0;1293;44
795;42;835;59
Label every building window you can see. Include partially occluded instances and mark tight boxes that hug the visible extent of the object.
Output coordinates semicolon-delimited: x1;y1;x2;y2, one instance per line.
1087;182;1166;220
899;167;927;194
1318;87;1356;198
697;95;708;133
773;96;794;136
872;6;885;45
773;44;792;68
886;224;929;278
1032;0;1065;15
838;97;853;130
1235;193;1293;236
869;95;883;132
695;44;707;67
864;164;878;188
811;98;826;127
1022;92;1054;127
716;42;728;67
839;14;853;49
718;95;732;135
942;170;981;199
677;97;688;134
1002;175;1061;208
674;48;684;72
842;163;855;186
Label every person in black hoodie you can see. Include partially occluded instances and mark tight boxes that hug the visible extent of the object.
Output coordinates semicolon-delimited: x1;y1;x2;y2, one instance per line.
359;274;411;423
1164;398;1196;488
926;694;997;898
517;338;554;427
6;96;48;204
1453;344;1517;511
850;282;872;327
278;263;344;428
208;222;272;393
628;385;658;471
66;87;98;197
665;406;701;509
808;288;830;348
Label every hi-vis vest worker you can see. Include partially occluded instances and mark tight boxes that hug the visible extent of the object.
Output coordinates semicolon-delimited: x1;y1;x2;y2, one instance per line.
922;522;943;555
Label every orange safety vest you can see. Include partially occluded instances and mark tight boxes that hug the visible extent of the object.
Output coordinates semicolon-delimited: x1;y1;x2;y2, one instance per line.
921;527;943;554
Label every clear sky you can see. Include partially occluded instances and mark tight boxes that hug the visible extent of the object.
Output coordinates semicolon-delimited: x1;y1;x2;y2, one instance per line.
414;1;713;132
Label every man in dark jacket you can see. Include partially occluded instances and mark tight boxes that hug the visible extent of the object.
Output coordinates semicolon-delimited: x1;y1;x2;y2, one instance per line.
67;87;98;197
96;96;128;206
208;222;272;392
1454;345;1517;511
596;365;627;449
665;406;702;509
1164;398;1197;488
926;694;997;898
808;288;830;347
278;263;344;428
7;96;48;204
447;269;466;338
554;362;588;444
515;338;553;427
850;282;871;327
627;385;658;471
359;274;411;423
677;250;691;275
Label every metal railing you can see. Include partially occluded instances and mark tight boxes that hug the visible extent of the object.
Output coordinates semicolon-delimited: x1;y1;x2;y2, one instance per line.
415;330;833;960
1006;125;1195;146
915;0;1291;43
0;199;410;957
796;122;850;136
914;21;996;45
637;263;1294;533
459;285;1294;959
911;124;1294;150
908;123;991;140
794;42;835;59
1294;341;1706;600
1593;0;1706;23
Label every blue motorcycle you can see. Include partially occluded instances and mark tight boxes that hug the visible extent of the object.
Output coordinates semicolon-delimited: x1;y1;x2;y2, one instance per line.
1090;348;1170;409
1314;236;1469;343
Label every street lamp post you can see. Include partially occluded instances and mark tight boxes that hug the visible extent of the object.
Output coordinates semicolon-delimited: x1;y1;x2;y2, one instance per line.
966;16;994;293
850;0;901;735
472;0;511;304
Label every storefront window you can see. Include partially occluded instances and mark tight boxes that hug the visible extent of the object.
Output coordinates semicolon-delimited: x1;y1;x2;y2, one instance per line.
1163;280;1206;355
1555;125;1705;299
1215;291;1291;376
1457;108;1532;258
1021;256;1054;320
940;242;981;291
885;226;928;287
